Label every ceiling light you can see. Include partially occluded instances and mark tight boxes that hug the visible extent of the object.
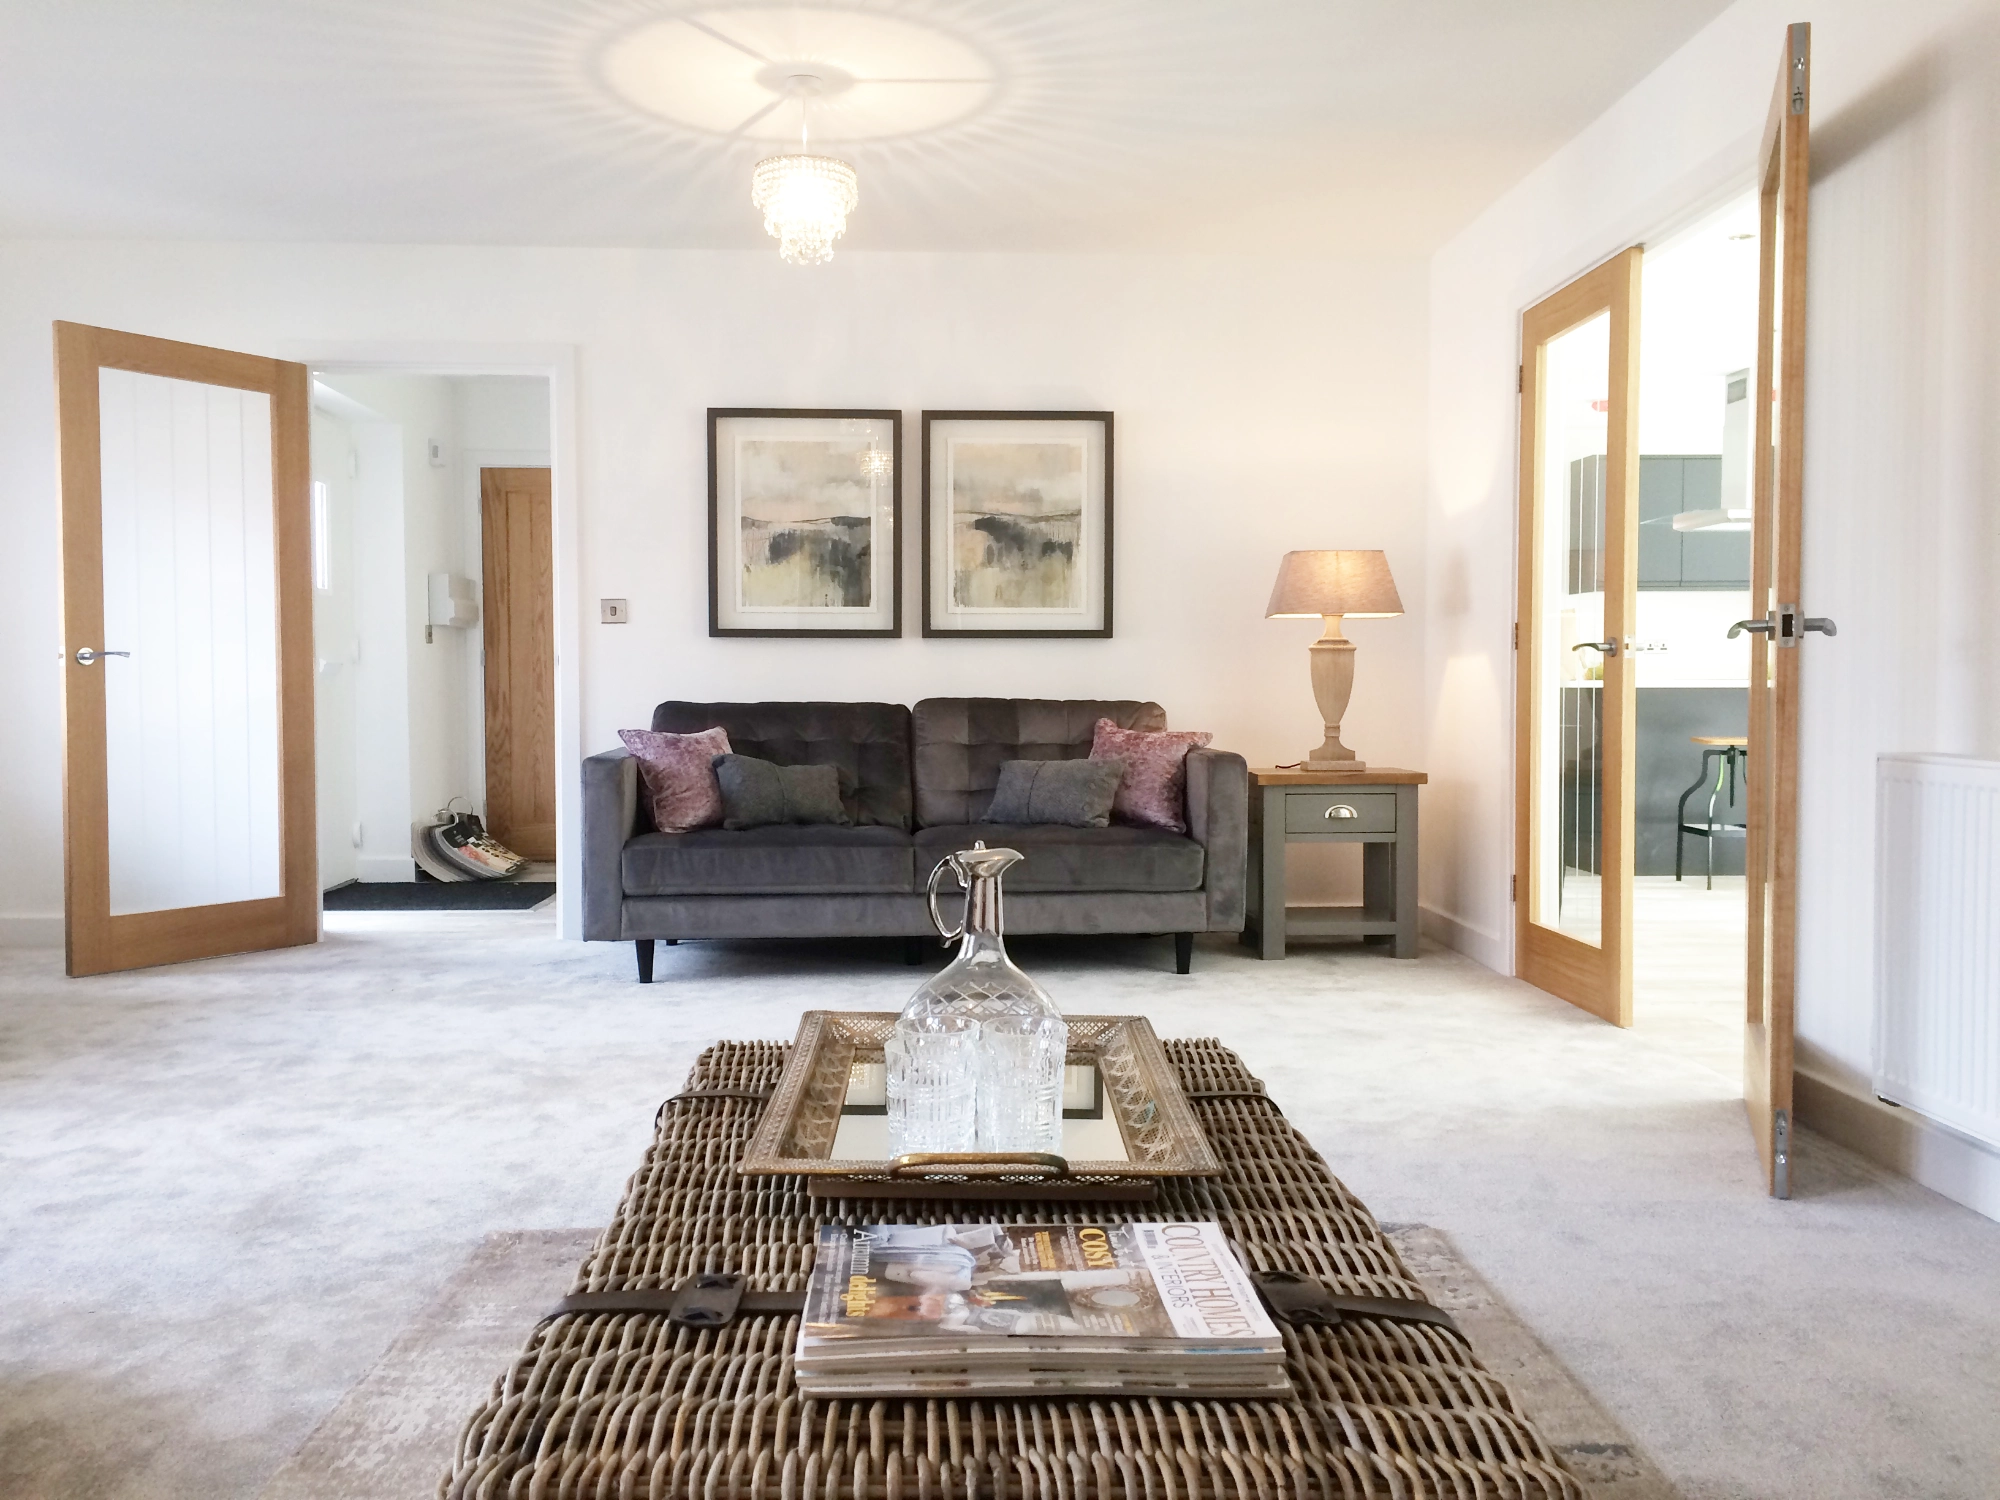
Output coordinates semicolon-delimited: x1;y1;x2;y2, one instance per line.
752;76;858;265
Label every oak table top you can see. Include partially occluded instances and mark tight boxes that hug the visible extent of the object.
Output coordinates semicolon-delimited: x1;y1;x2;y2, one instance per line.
1250;766;1429;786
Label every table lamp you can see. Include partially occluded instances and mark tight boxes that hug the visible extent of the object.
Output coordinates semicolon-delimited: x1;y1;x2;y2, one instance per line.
1265;550;1403;771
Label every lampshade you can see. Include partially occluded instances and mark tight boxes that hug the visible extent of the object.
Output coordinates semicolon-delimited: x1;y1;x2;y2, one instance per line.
1265;550;1403;619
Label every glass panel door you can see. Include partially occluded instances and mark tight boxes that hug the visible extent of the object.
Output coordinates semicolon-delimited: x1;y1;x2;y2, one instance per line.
1530;311;1610;947
1515;249;1642;1025
98;369;283;915
57;323;316;975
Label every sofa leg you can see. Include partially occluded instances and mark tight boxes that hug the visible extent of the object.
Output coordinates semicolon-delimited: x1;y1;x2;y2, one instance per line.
663;938;678;946
1174;933;1194;975
635;939;656;984
903;937;927;966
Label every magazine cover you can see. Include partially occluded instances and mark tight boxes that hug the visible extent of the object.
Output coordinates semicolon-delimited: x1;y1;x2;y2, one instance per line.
800;1222;1279;1345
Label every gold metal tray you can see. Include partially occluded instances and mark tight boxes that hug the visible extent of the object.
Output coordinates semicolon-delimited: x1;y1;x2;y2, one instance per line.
740;1012;1221;1200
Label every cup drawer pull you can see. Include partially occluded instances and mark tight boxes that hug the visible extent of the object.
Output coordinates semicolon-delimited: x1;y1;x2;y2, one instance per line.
1324;804;1359;820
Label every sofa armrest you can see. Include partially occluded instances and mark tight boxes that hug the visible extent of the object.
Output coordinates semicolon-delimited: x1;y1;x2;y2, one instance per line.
582;749;639;940
1185;748;1248;932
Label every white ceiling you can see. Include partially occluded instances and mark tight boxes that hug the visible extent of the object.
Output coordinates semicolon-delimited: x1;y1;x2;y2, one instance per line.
0;1;1734;255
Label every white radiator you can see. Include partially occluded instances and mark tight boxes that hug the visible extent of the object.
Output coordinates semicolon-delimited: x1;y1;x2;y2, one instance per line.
1875;754;2000;1148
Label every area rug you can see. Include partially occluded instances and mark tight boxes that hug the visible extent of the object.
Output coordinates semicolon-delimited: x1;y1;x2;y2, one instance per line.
256;1225;1678;1500
320;880;557;912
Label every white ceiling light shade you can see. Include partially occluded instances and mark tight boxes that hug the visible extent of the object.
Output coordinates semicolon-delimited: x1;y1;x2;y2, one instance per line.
753;151;858;263
753;76;858;265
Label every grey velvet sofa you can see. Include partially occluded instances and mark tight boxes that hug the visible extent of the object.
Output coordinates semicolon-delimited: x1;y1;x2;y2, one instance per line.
582;697;1248;980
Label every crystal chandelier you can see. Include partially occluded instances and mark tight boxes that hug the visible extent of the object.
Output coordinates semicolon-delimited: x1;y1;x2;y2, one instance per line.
752;78;858;266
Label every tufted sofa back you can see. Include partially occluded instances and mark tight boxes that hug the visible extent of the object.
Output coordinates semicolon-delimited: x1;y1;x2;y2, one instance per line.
911;698;1165;827
650;701;914;830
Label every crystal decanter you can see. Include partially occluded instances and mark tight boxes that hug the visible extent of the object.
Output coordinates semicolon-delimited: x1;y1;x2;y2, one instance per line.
886;842;1068;1157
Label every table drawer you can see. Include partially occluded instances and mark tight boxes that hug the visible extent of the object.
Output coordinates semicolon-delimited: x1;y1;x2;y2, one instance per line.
1284;789;1396;834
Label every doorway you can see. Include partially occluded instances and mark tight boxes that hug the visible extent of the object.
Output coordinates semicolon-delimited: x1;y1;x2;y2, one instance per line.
1628;195;1761;1081
307;373;556;906
1513;201;1760;1073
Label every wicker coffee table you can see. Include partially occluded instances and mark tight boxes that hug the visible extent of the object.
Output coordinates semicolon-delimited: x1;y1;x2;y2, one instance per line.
442;1038;1584;1499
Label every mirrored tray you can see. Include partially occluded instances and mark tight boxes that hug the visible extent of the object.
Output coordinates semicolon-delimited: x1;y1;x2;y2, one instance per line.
740;1012;1221;1200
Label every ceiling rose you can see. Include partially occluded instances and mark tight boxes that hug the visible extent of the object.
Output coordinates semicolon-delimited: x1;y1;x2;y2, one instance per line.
600;8;994;141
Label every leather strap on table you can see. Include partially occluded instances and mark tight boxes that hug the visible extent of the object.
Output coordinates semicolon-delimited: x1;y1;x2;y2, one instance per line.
1254;1269;1463;1339
654;1088;774;1127
548;1272;805;1328
1185;1088;1285;1114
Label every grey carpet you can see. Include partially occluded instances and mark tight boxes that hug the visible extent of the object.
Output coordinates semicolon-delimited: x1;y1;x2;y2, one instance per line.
2;914;1996;1500
252;1224;1678;1500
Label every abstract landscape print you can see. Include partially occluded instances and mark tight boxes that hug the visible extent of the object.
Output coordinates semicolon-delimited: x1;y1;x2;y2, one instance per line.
923;411;1110;637
736;436;877;611
709;409;899;637
947;440;1084;611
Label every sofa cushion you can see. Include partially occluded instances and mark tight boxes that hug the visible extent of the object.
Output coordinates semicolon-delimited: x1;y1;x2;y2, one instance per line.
712;754;850;829
623;825;914;896
984;757;1124;828
912;698;1166;827
915;824;1204;894
651;701;913;830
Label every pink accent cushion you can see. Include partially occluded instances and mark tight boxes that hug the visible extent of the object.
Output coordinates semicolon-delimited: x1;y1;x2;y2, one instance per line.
1088;719;1212;834
619;726;732;832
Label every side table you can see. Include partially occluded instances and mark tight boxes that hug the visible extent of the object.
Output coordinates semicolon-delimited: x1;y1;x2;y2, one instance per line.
1246;767;1426;959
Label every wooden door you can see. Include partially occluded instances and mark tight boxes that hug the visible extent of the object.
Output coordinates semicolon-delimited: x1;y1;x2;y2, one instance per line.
1514;249;1644;1025
1744;24;1825;1198
56;322;317;975
480;467;555;860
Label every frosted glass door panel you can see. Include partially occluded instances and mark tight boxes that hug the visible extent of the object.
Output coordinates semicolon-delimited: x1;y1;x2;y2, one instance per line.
99;369;282;915
1529;313;1610;947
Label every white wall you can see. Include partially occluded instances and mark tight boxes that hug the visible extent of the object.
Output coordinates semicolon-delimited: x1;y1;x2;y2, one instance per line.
0;245;1429;929
1424;0;2000;1087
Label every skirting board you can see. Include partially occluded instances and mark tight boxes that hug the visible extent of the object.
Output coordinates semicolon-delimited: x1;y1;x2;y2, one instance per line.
1795;1068;2000;1224
1421;903;1508;974
0;915;64;947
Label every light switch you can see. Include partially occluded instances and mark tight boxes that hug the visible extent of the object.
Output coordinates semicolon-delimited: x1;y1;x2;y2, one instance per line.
600;598;629;623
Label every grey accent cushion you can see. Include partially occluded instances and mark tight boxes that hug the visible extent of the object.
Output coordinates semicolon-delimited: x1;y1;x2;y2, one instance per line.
915;824;1204;894
984;758;1124;828
623;825;914;896
651;702;914;830
713;754;849;829
912;698;1167;827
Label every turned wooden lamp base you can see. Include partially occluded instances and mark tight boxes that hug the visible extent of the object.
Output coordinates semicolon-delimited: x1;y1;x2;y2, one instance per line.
1302;616;1365;771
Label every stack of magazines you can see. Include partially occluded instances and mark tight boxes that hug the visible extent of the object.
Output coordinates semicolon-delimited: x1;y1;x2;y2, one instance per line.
794;1221;1290;1399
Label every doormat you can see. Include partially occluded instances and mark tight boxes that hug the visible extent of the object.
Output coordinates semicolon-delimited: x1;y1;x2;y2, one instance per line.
321;881;556;911
256;1225;1678;1500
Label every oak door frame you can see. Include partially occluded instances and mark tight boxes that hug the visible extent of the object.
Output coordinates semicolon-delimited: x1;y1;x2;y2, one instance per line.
1745;23;1813;1199
56;322;318;974
1512;247;1644;1027
291;343;580;936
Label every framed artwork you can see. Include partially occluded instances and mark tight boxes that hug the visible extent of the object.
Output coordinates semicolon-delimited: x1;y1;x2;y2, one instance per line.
921;411;1113;638
708;408;901;637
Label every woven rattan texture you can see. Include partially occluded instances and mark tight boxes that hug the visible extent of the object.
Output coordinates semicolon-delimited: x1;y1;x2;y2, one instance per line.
442;1040;1584;1500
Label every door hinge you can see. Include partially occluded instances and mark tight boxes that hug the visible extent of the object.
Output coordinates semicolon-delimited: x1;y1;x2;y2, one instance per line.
1512;621;1519;650
1516;364;1523;394
1510;874;1517;902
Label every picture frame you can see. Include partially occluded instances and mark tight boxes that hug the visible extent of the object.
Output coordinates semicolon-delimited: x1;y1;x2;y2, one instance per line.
708;408;902;638
921;411;1113;638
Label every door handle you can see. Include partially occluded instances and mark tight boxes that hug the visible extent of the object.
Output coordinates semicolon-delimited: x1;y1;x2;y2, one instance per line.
1571;639;1620;658
74;648;132;665
1729;609;1837;644
1323;804;1359;820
